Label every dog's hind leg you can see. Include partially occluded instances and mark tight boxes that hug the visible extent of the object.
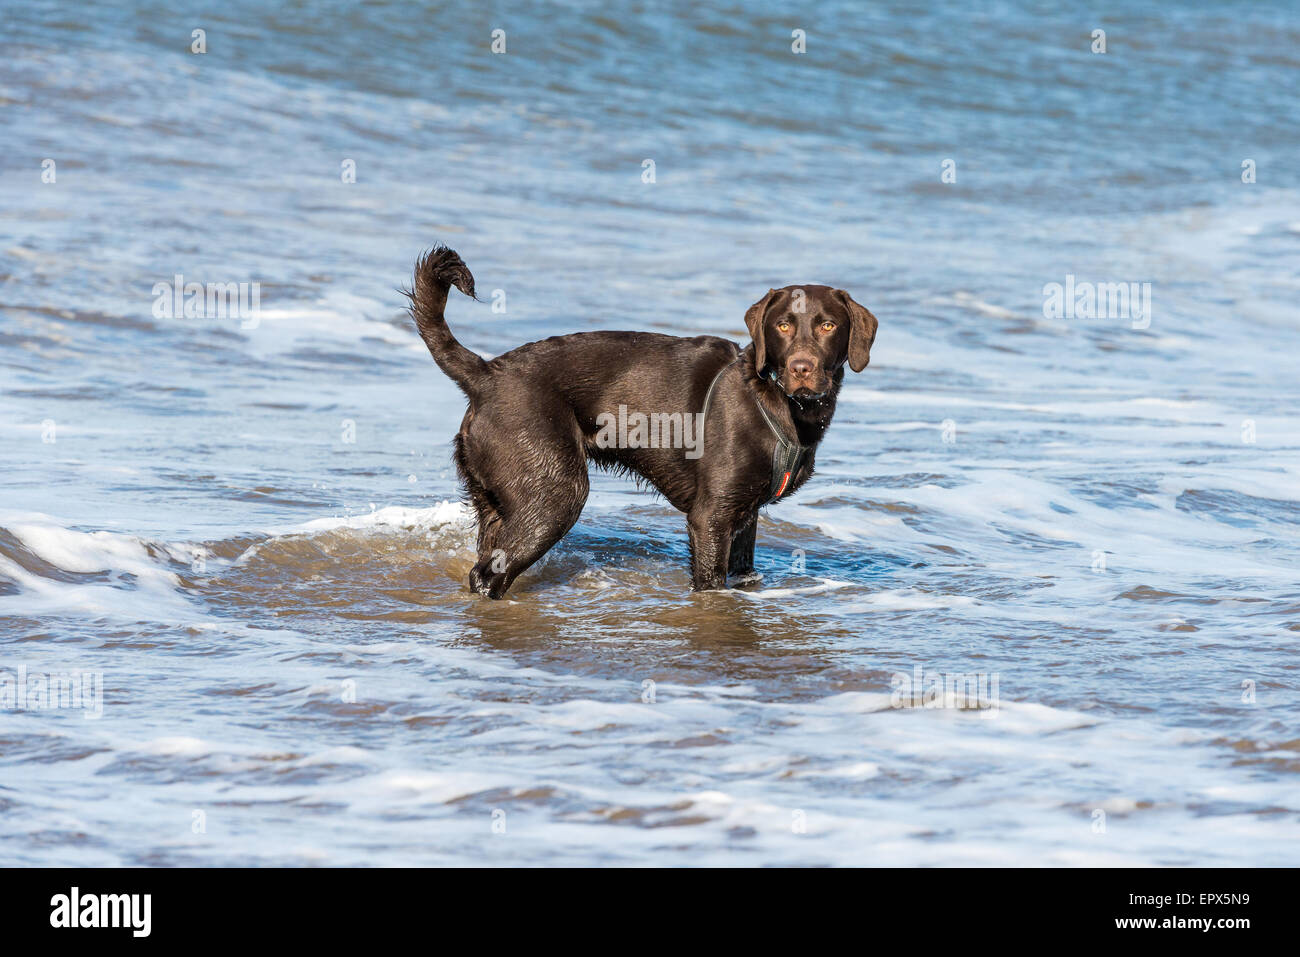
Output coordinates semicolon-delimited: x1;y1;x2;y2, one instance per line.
463;430;590;599
455;431;505;558
468;481;588;598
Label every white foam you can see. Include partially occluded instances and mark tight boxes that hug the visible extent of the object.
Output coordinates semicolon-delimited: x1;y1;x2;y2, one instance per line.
296;746;375;767
0;514;195;616
731;578;853;600
135;736;210;757
5;521;178;577
294;500;472;534
836;589;980;612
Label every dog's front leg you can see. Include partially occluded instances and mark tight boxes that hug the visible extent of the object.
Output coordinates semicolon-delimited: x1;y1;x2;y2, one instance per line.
688;506;732;591
728;516;757;578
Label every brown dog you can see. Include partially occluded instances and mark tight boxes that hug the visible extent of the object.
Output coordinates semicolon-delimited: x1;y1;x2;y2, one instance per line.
406;246;878;597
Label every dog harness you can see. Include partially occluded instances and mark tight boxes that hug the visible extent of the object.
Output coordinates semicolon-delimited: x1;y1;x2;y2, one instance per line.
701;358;810;505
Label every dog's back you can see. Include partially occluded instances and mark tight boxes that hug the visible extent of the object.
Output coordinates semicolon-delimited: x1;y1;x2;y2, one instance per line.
487;330;736;426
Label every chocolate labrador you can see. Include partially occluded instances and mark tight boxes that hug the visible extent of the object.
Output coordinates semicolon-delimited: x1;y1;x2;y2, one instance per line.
406;246;878;598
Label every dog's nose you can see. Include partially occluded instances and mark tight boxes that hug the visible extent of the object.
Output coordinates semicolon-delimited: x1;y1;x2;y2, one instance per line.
789;357;816;378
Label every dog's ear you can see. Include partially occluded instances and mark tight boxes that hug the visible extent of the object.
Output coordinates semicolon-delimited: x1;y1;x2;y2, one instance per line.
745;288;776;371
835;290;879;372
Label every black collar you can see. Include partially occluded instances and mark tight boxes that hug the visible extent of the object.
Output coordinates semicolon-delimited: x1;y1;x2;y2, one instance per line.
702;357;811;504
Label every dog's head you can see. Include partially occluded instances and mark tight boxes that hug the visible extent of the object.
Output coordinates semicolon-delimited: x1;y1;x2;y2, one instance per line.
744;285;878;399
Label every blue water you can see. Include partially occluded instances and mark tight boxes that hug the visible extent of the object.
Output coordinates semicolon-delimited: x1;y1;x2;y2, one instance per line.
1;1;1298;865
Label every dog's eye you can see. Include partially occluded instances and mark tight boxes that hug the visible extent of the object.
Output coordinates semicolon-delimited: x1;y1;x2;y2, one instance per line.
820;321;836;332
776;321;791;332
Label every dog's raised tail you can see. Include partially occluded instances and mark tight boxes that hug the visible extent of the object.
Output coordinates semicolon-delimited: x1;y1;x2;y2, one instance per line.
405;245;487;398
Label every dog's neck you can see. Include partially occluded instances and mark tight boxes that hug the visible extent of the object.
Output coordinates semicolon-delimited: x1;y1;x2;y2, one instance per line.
741;346;842;448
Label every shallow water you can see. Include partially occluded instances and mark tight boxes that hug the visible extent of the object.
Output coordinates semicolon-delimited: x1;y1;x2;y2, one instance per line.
1;1;1298;865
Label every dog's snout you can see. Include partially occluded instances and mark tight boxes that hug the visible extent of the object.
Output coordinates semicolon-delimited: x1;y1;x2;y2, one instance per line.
788;356;817;378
